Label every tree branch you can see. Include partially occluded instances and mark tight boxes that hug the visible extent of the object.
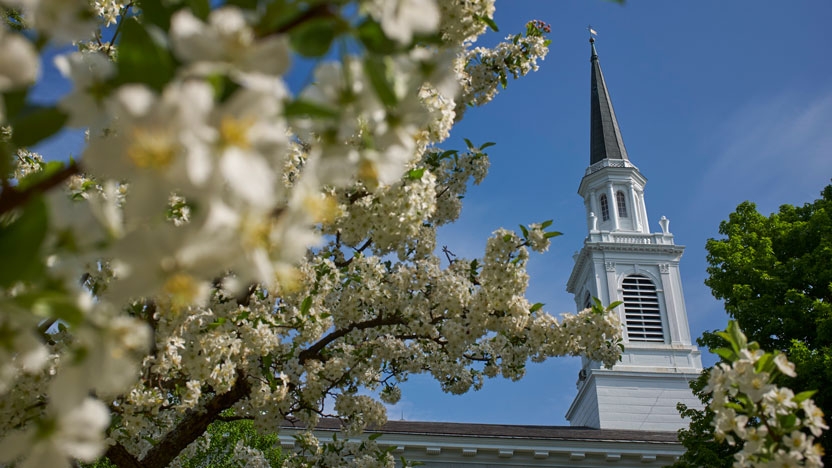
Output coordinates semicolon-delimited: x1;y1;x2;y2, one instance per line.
256;3;335;36
216;415;254;423
137;372;251;468
298;314;403;364
334;238;373;268
0;161;80;215
105;442;142;468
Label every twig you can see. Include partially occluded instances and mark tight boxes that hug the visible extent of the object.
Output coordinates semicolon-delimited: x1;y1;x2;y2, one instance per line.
298;314;403;364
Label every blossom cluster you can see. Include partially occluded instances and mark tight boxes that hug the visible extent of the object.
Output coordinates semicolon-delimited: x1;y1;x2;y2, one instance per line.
285;430;405;468
0;1;622;467
706;321;828;467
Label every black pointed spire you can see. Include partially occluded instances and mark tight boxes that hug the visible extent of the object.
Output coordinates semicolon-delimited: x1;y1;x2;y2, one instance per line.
589;38;629;165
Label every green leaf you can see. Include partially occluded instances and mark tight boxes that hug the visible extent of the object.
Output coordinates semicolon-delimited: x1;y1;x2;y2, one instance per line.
475;15;499;32
205;73;242;103
226;0;258;9
368;432;383;440
2;88;28;120
724;401;745;412
16;160;64;191
289;17;338;57
10;106;68;148
15;291;84;325
185;0;211;20
365;56;398;108
406;168;424;180
283;99;338;119
540;219;553;229
754;352;774;374
463;138;474;150
300;296;313;315
544;231;562;239
793;390;817;404
116;19;176;92
257;0;292;32
780;413;798;429
518;224;529;238
0;196;48;287
529;302;544;313
207;317;227;329
726;320;748;352
479;141;496;150
714;347;736;362
356;20;398;55
135;0;172;30
606;300;622;310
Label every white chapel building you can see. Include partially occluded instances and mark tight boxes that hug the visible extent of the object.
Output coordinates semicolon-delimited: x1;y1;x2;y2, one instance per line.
281;39;704;467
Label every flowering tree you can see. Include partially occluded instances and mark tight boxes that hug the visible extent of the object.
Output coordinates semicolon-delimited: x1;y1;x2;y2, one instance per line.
703;321;827;467
0;1;625;467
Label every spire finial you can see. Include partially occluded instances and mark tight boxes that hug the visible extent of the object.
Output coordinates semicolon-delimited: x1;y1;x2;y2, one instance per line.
587;25;598;57
587;25;598;39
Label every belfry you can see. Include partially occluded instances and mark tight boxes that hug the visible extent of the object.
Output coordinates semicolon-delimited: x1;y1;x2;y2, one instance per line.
564;38;704;431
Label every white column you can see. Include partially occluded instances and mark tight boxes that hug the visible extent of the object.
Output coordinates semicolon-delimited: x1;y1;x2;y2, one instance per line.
607;184;619;231
637;188;650;232
628;182;642;232
585;198;592;232
589;190;599;222
658;264;681;344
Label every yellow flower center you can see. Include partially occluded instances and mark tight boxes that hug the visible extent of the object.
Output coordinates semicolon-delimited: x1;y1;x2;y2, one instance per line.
303;194;340;224
127;128;177;170
219;116;254;149
241;217;272;249
358;160;379;190
163;273;200;309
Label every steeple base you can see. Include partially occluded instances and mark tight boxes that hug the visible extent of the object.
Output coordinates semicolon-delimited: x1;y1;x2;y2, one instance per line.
565;370;703;431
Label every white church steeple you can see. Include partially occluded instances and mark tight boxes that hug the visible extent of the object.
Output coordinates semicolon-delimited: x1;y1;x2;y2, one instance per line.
565;38;703;431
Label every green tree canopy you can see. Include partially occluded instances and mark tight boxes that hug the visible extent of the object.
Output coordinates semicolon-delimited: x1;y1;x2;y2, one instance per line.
705;184;832;413
675;183;832;467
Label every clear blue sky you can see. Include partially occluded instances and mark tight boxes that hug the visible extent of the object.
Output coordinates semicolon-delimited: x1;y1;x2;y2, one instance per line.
384;0;832;425
30;0;832;427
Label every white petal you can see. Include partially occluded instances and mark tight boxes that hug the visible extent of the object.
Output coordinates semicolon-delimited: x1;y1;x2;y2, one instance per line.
57;398;109;461
0;31;40;91
111;84;156;118
220;147;275;207
241;35;291;77
170;8;219;63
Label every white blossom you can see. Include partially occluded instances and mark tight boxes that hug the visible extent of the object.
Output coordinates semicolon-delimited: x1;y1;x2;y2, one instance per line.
0;27;40;92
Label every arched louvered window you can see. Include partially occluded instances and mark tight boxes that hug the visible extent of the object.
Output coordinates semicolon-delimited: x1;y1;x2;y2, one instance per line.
622;275;664;342
616;191;628;218
599;194;609;221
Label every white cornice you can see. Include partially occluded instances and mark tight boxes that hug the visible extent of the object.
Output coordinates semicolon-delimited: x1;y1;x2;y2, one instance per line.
278;423;684;467
567;241;685;293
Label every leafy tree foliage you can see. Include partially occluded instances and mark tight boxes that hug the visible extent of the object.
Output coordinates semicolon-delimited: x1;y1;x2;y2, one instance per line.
85;416;283;468
675;184;832;466
672;369;736;468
